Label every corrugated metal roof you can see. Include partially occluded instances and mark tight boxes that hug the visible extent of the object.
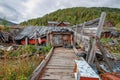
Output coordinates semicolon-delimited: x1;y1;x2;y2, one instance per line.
15;26;73;40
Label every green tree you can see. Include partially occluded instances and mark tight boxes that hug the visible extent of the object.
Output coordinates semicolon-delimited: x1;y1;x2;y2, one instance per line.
20;7;120;27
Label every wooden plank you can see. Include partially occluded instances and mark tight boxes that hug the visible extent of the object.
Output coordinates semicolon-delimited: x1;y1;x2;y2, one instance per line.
46;66;74;69
38;47;76;80
47;64;74;67
44;69;73;73
41;72;75;80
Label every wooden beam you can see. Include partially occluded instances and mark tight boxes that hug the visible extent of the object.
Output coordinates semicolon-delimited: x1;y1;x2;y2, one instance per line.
87;12;106;64
80;22;86;43
97;41;113;72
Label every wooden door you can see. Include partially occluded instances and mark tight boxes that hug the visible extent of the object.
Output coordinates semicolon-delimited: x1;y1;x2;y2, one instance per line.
53;35;63;46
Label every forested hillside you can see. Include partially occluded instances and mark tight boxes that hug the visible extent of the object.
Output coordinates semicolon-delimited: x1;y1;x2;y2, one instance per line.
20;7;120;28
0;18;17;26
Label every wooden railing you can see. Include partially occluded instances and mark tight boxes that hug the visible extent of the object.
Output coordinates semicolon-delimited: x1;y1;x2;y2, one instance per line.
29;47;54;80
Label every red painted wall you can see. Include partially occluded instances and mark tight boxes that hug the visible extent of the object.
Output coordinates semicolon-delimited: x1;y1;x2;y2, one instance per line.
80;77;99;80
21;39;46;45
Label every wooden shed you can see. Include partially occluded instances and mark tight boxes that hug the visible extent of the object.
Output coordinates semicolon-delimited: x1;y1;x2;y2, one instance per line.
48;29;74;47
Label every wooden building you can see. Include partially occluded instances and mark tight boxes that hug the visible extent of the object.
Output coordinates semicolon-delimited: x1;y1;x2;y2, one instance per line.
73;18;116;38
48;21;70;27
15;26;73;45
48;29;74;47
14;26;48;45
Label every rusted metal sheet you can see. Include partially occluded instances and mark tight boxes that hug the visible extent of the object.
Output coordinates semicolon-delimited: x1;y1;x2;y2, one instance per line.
101;72;120;80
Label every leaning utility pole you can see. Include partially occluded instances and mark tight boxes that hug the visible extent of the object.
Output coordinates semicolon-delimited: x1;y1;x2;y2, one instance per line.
87;12;106;64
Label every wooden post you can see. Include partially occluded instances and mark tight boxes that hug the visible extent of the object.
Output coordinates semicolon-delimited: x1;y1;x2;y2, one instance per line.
35;31;37;46
80;22;86;43
96;13;106;38
25;36;28;46
46;30;49;45
88;12;106;64
71;34;73;46
75;24;77;42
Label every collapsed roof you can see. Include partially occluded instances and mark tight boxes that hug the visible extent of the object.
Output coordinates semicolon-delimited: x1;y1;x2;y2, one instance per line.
0;31;11;42
73;18;115;28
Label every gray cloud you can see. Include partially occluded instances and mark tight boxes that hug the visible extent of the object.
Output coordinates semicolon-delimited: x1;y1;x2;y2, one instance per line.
0;4;18;22
0;0;120;23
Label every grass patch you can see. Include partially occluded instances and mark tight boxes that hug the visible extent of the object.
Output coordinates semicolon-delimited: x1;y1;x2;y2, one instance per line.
0;44;52;80
0;56;41;80
100;38;112;43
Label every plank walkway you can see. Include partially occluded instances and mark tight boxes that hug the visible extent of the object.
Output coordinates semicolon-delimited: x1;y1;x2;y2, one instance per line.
37;47;76;80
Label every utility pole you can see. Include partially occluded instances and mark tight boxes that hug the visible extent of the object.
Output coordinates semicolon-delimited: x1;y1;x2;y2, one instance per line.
87;12;106;64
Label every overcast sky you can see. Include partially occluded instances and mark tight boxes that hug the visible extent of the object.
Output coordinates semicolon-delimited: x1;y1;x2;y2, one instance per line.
0;0;120;23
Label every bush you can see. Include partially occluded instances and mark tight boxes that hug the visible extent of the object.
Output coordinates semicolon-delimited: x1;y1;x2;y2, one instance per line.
23;45;37;53
41;44;51;54
7;45;37;57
